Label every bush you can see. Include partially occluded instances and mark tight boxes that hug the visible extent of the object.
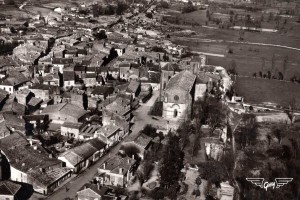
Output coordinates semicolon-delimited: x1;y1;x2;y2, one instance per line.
182;1;197;13
160;1;170;9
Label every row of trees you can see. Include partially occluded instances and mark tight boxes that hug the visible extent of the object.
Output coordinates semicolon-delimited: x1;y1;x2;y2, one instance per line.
91;2;129;17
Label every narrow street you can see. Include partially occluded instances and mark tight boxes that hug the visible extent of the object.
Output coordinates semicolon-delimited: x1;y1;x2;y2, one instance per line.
40;91;160;200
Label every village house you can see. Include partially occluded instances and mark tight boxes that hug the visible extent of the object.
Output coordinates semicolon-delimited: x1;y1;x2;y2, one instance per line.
58;138;107;173
29;84;60;101
94;124;124;147
61;122;84;138
90;86;115;101
79;125;101;141
63;70;75;88
0;71;29;94
40;103;89;124
77;183;128;200
42;73;60;86
98;156;136;187
102;96;132;134
122;133;153;159
0;132;72;195
0;180;22;200
125;80;141;99
162;70;196;121
52;58;73;73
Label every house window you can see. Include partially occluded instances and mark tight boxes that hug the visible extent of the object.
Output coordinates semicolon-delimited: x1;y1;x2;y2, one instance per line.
174;95;179;101
9;87;11;91
174;109;178;118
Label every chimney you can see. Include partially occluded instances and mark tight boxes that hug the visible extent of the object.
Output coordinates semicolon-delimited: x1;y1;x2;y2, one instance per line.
103;163;105;169
33;145;38;150
132;154;135;160
97;182;100;190
119;168;123;175
127;158;130;164
22;163;25;167
49;154;53;158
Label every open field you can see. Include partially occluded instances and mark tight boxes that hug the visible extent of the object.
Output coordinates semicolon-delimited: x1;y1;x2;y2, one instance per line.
0;5;31;17
173;38;300;80
235;76;300;107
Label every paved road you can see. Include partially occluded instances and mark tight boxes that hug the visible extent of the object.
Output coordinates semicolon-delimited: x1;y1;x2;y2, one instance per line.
43;92;159;200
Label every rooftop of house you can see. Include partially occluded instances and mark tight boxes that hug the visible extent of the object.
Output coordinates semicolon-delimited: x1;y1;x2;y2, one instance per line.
95;124;120;138
77;183;108;197
2;101;26;115
0;71;29;86
99;155;135;175
41;103;89;120
0;181;22;196
80;125;101;138
62;122;84;129
27;97;43;107
63;71;75;81
52;58;73;65
133;133;152;149
59;138;106;166
0;132;63;176
166;70;196;92
0;88;8;102
161;62;181;72
126;81;140;94
91;86;114;96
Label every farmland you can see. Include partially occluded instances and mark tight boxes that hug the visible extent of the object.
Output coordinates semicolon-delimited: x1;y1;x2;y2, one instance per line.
235;76;300;107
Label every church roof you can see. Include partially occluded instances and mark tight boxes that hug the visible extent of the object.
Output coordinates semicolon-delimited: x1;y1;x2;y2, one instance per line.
166;70;196;92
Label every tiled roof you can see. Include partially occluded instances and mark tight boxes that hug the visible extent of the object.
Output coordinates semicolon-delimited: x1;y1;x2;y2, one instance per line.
166;70;196;92
91;86;114;96
60;138;106;166
41;103;89;120
100;156;135;175
95;124;120;138
126;81;140;93
0;181;21;195
133;133;152;149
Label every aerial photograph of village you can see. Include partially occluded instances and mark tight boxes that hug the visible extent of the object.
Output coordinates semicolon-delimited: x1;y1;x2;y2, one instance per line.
0;0;299;199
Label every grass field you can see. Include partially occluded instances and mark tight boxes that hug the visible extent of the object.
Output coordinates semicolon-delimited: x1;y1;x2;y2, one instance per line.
235;77;300;107
173;38;300;80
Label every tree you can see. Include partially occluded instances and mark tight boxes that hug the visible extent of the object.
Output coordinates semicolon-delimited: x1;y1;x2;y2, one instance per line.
272;124;287;144
105;5;115;15
177;120;195;150
160;1;169;9
285;97;297;125
189;132;201;160
182;1;197;13
198;161;227;185
283;55;288;79
235;114;258;149
267;70;271;79
145;12;153;19
159;133;184;188
141;124;157;138
149;187;165;200
207;102;227;135
93;30;107;40
116;2;128;15
261;57;265;72
195;176;202;188
228;60;237;75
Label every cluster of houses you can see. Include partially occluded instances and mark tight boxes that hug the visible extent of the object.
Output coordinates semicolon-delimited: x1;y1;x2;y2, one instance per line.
0;1;243;199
